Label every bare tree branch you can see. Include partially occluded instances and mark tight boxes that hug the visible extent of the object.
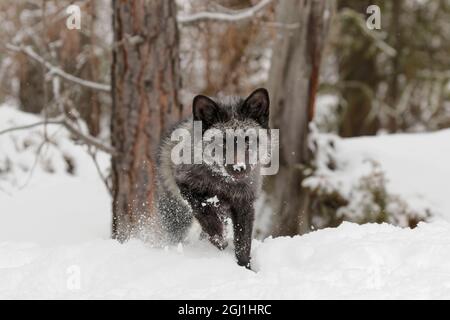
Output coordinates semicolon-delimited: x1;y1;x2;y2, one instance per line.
88;149;113;196
62;120;116;155
261;21;301;29
0;120;116;155
6;44;111;92
178;0;272;25
0;120;63;135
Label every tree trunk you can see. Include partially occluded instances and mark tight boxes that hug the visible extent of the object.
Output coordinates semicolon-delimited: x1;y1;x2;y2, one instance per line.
77;0;102;136
17;2;46;114
337;0;381;137
111;0;183;242
18;57;46;114
386;0;402;132
265;0;334;237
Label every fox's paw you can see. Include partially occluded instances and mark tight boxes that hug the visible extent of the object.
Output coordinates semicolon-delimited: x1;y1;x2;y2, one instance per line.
237;260;252;270
209;235;228;251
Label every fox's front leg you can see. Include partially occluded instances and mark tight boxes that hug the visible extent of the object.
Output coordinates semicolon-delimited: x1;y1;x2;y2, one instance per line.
178;185;228;250
231;202;255;269
195;208;228;250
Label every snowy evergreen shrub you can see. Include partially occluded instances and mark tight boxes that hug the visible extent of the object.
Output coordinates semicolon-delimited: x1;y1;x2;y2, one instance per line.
303;128;431;229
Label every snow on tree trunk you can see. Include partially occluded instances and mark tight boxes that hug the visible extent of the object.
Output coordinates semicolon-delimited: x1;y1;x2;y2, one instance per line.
111;0;183;242
265;0;334;236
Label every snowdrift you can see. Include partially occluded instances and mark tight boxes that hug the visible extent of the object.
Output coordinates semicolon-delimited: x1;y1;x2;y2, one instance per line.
2;221;450;299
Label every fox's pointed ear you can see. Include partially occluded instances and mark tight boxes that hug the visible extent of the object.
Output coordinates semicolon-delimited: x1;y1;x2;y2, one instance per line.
193;95;223;129
241;88;270;128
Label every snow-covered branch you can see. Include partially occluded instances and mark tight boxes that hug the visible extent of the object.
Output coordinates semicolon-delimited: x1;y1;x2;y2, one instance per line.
6;44;111;92
178;0;272;25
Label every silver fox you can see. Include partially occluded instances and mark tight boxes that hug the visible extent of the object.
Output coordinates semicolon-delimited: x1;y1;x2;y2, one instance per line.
156;88;270;268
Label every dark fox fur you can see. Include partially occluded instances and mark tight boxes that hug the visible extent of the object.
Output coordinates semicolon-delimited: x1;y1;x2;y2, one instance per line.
156;88;270;268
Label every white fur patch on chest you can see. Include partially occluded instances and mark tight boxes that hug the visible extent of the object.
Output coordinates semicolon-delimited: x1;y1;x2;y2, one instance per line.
201;195;220;207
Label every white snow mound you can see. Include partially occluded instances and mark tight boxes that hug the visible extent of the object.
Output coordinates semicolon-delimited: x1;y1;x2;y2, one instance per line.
2;221;450;299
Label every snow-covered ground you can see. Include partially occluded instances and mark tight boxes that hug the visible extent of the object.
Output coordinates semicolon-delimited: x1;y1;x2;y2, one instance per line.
3;221;450;299
1;105;450;299
0;106;111;245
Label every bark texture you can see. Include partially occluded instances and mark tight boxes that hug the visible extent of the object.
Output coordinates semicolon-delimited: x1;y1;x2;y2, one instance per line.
265;0;334;236
111;0;182;241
